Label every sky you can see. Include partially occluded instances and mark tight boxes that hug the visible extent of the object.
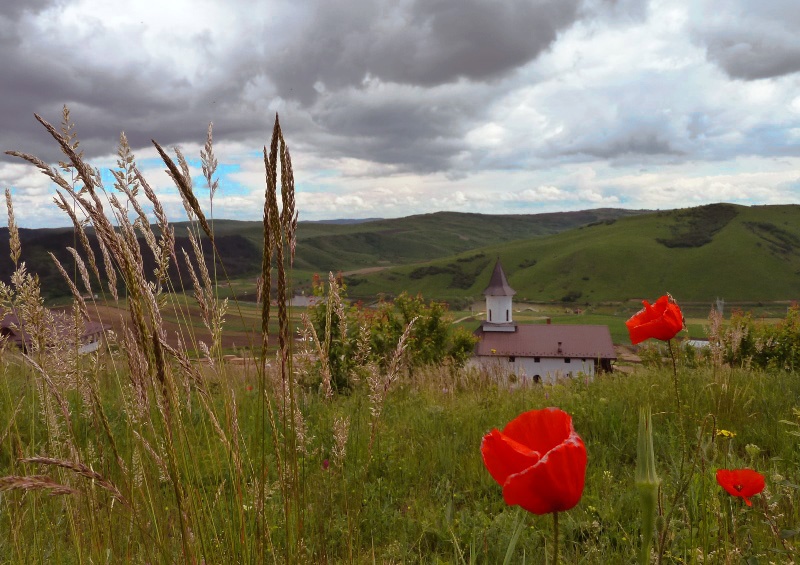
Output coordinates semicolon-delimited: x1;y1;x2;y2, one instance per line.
1;0;800;228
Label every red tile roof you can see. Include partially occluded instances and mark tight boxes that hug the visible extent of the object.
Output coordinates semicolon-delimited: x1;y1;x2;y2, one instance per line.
475;324;616;359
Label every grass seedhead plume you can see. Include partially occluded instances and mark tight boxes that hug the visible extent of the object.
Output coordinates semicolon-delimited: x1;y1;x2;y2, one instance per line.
54;191;102;285
201;122;220;199
368;317;416;456
57;105;82;175
153;140;214;243
22;456;129;507
66;247;92;297
4;188;21;267
48;251;89;321
0;475;78;497
112;131;140;198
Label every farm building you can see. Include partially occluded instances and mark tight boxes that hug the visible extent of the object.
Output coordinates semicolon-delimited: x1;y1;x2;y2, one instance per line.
469;260;616;384
0;309;108;354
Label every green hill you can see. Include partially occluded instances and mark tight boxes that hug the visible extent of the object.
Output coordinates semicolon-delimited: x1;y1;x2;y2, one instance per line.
0;209;642;298
4;204;800;304
344;204;800;304
170;209;644;272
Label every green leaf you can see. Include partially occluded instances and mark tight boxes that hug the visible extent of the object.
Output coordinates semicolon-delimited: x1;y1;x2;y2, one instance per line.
503;510;526;565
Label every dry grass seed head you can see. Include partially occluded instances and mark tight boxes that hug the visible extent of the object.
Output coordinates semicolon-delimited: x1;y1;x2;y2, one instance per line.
332;416;350;468
136;167;175;283
66;247;92;296
49;252;89;322
153;140;214;243
0;475;78;497
22;456;129;507
5;188;20;266
201;123;219;199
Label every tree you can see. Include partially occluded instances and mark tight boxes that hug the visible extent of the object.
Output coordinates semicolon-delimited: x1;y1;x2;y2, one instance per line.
308;279;477;392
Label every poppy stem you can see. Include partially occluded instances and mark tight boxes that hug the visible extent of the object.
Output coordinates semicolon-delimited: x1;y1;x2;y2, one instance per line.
667;339;687;469
552;511;559;565
667;339;680;414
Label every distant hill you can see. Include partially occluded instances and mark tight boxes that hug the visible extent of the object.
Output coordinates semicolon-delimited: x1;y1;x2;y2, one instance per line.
6;204;799;304
0;227;261;299
343;204;800;304
0;208;644;298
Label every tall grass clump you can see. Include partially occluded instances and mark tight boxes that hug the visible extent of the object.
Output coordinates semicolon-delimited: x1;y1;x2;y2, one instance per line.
0;110;336;563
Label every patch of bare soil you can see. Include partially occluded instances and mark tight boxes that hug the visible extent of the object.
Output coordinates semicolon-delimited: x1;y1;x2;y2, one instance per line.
88;303;273;350
342;266;391;276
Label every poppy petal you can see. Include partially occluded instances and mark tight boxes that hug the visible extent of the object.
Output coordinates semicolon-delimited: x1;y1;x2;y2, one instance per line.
481;429;541;486
502;433;587;514
626;296;684;344
716;468;765;506
501;407;573;456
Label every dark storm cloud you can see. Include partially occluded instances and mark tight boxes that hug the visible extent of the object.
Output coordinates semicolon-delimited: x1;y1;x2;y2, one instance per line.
307;84;485;172
0;6;275;164
0;0;55;19
691;1;800;80
270;0;582;105
703;33;800;81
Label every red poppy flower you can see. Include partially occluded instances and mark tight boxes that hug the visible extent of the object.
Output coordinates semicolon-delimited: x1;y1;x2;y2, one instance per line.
716;468;765;506
481;408;587;515
626;295;684;345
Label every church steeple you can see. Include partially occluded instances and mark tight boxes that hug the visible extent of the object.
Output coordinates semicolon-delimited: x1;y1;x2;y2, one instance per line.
484;260;516;298
482;259;516;331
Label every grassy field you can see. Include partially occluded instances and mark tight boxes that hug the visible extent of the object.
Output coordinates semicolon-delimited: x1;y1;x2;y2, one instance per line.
2;350;799;563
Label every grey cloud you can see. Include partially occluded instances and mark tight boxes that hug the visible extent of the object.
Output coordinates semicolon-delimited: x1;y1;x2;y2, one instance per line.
305;82;491;172
691;1;800;80
579;0;650;23
270;0;581;105
560;127;683;160
703;32;800;80
0;13;276;164
0;0;57;19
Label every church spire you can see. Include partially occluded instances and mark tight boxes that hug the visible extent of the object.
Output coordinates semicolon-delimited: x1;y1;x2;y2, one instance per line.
483;259;516;330
483;259;516;297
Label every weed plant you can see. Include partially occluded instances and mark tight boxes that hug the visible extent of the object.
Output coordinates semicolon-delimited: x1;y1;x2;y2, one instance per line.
0;111;798;563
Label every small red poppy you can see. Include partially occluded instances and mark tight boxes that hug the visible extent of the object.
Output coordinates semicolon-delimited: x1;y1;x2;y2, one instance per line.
716;468;765;506
481;408;587;515
626;295;684;345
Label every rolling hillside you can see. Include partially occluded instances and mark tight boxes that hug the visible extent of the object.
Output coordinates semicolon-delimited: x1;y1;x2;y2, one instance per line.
3;204;799;303
168;208;644;272
344;204;800;304
0;208;642;297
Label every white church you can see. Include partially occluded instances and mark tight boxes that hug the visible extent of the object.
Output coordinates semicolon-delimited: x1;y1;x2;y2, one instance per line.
469;260;616;384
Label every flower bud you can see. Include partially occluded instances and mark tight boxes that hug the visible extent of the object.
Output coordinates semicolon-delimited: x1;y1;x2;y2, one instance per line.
636;406;661;565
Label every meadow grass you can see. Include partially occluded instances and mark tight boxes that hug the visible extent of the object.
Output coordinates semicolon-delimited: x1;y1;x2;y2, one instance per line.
1;350;799;562
0;111;798;563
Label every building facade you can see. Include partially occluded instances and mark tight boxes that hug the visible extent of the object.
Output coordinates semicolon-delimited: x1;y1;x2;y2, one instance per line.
470;260;616;384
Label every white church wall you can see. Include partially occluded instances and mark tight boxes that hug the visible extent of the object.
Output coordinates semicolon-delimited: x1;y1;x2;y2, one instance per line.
469;355;595;385
485;295;512;323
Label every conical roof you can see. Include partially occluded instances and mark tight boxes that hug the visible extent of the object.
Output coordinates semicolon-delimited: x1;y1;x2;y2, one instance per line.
483;260;516;296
